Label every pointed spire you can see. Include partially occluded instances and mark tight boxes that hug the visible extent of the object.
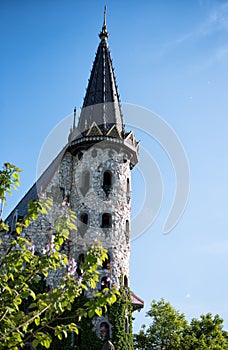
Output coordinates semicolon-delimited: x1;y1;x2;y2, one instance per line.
77;8;124;138
99;6;109;40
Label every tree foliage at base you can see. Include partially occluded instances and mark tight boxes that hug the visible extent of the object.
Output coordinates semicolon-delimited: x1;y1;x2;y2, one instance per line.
49;288;134;350
42;296;104;350
0;163;118;349
134;298;228;350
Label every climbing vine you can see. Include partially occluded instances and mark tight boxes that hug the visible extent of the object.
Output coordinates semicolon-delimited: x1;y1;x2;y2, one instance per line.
109;288;134;350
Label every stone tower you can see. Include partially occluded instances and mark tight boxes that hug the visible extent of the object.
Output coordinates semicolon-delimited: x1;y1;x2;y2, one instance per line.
64;10;142;343
68;9;139;291
5;9;143;349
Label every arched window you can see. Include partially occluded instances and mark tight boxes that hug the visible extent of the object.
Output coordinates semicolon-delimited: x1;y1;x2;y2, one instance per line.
81;212;88;224
101;276;110;290
127;178;130;193
102;170;112;196
100;322;110;340
126;220;129;233
76;254;85;277
79;213;88;236
124;275;128;288
126;178;131;203
101;213;112;228
102;254;110;269
103;171;112;187
78;151;83;160
80;170;90;195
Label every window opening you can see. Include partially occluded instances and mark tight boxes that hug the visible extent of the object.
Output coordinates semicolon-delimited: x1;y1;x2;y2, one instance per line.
102;170;112;197
103;171;112;186
78;151;83;160
126;178;131;203
127;178;130;193
124;275;128;288
80;213;88;225
79;213;88;236
101;276;110;290
101;213;111;228
100;322;110;340
126;220;129;233
76;254;85;277
102;254;110;269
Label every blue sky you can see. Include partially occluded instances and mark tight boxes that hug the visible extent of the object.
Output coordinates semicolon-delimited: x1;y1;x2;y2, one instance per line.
1;0;228;332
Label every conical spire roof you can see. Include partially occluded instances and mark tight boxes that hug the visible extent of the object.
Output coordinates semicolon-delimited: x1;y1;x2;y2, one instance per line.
77;8;124;137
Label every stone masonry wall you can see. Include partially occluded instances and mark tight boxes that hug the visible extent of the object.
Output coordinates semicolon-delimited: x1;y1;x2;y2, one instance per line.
1;142;133;292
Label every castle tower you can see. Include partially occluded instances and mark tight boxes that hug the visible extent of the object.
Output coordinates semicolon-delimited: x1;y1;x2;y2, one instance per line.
67;9;139;291
63;11;142;346
5;9;143;349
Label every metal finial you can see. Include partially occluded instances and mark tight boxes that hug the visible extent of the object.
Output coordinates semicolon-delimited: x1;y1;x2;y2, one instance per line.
99;5;109;40
73;107;76;129
103;5;107;27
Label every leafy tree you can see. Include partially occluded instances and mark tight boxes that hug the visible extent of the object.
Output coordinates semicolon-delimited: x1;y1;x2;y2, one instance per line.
183;313;228;349
0;163;118;350
134;324;149;350
134;299;228;350
134;298;187;349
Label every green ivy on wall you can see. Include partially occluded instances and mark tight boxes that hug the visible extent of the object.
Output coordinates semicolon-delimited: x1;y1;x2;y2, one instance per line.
109;288;134;350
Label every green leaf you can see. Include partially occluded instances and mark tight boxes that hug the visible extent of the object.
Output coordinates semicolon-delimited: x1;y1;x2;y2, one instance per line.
12;172;19;179
35;316;40;326
32;339;39;348
110;293;117;303
95;307;102;317
59;237;64;245
43;270;48;277
16;226;22;234
88;309;94;318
